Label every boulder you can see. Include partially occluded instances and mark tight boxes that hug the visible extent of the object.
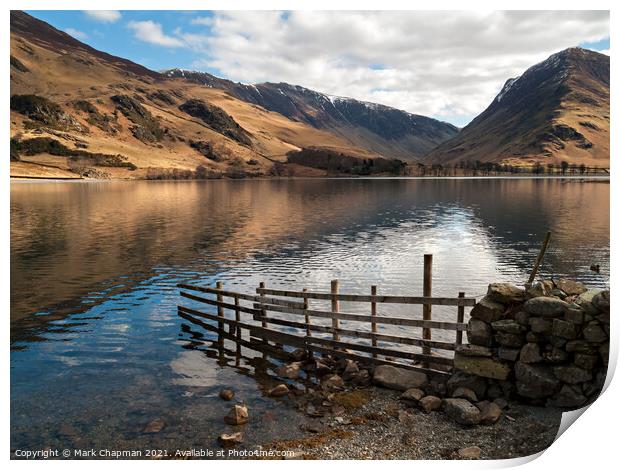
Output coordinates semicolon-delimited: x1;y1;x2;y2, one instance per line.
453;354;511;380
575;290;603;315
582;323;607;343
600;343;609;366
529;317;552;334
592;290;610;312
457;446;481;459
515;362;560;399
549;288;567;299
552;319;579;340
554;279;587;296
566;340;599;354
497;347;520;362
342;360;360;381
443;398;481;426
455;344;492;357
514;310;530;326
290;348;307;362
495;332;525;348
526;332;545;343
452;387;478;402
447;372;487;398
372;365;428;391
491;319;524;334
526;281;550;298
321;374;345;392
267;384;290;397
553;366;592;384
487;283;526;304
564;308;585;325
277;362;302;379
467;319;493;347
478;401;502;425
574;354;599;370
470;296;506;323
219;389;235;401
218;432;243;448
549;385;587;408
523;297;569;318
352;369;371;386
520;343;542;363
400;388;425;403
419;395;442;412
224;405;249;425
543;347;568;363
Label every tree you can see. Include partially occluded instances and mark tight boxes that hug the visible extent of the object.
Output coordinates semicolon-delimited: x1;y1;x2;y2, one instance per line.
560;160;569;175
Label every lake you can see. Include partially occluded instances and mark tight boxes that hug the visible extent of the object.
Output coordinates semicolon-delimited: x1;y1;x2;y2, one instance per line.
10;177;609;454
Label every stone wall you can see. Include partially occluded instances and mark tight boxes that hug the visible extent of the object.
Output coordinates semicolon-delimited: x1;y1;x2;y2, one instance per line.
452;280;609;409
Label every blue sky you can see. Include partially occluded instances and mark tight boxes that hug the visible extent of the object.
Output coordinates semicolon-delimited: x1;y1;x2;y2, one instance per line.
25;10;610;126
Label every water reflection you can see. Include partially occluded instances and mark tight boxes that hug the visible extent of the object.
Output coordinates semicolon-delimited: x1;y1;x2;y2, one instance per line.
10;178;609;452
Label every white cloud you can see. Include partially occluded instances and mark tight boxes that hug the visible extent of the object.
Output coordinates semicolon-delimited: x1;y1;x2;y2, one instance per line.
127;20;185;48
180;10;609;125
83;10;121;23
65;28;88;40
190;17;213;26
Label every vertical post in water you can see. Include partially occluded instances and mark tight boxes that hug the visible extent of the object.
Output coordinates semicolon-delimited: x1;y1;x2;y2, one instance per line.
422;254;433;358
528;231;552;285
371;285;378;357
331;280;340;341
216;281;224;348
303;288;311;337
234;296;241;365
456;292;465;345
259;282;267;344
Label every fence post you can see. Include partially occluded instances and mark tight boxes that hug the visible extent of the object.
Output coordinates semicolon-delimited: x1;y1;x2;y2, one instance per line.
456;292;465;345
216;281;224;347
371;285;378;357
235;296;241;364
303;288;311;337
527;231;552;285
422;254;433;358
331;280;340;341
259;281;267;344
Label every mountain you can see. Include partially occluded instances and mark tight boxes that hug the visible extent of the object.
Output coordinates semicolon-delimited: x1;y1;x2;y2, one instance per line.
10;11;415;179
164;69;459;160
425;48;609;167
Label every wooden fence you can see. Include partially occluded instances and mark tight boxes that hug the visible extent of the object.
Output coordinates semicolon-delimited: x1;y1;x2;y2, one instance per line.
177;255;476;378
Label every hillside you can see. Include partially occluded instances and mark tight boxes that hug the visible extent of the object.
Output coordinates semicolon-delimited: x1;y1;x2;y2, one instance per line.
10;11;406;180
425;48;610;167
164;69;459;161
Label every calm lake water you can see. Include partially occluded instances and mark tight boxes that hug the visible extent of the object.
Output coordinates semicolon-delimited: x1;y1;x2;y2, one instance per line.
10;178;609;455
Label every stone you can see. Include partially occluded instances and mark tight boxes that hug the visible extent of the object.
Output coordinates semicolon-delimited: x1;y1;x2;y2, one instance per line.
321;374;345;392
497;347;520;362
495;332;525;348
574;354;599;370
352;369;371;386
219;389;235;401
520;343;542;363
564;308;585;325
447;372;487;398
143;418;165;434
290;348;307;362
419;395;442;412
372;365;428;391
493;397;508;409
554;279;587;296
549;385;587;408
458;446;481;459
224;404;249;425
400;388;425;403
544;347;568;363
467;319;493;347
597;311;610;324
342;360;360;381
277;362;302;379
455;344;492;357
583;323;607;343
514;310;530;326
470;296;506;323
453;354;511;380
523;297;569;318
526;281;550;298
443;398;481;425
600;343;609;366
487;283;526;304
575;289;603;315
549;288;567;300
592;290;610;312
515;362;560;399
552;319;579;339
526;332;545;343
529;317;552;334
452;387;478;402
478;401;502;425
491;319;524;334
314;360;332;376
486;383;503;399
566;340;598;354
553;366;592;384
267;384;290;397
218;432;243;448
548;336;568;348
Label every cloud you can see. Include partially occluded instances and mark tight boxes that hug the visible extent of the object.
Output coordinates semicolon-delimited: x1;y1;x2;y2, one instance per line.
127;20;185;47
65;28;88;40
83;10;121;23
181;10;609;125
190;17;213;26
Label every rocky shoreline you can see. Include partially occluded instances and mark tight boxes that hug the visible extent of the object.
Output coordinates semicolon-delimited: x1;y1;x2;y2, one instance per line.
205;279;609;460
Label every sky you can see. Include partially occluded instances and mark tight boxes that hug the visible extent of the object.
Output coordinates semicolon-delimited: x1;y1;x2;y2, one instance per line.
26;10;610;127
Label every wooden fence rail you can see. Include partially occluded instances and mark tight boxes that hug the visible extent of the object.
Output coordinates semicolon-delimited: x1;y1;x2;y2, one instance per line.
177;254;476;378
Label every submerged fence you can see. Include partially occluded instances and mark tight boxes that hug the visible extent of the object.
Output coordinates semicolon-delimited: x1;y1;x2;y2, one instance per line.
177;254;477;377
